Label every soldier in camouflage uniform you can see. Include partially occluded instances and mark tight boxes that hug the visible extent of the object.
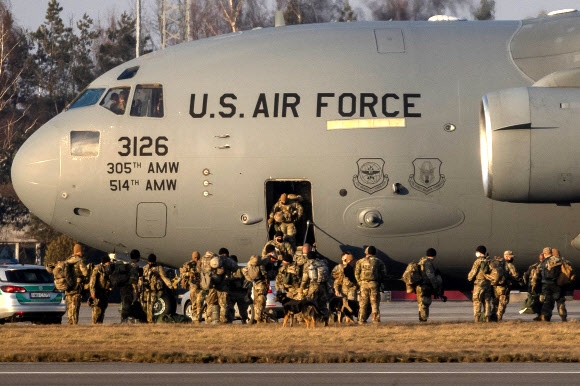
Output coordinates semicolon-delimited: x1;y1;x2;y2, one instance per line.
120;249;141;322
491;250;520;321
262;231;295;262
242;255;269;323
142;254;173;323
214;248;237;324
416;248;442;322
522;252;545;319
89;255;112;324
354;246;387;324
180;251;200;321
65;244;89;325
539;247;567;322
267;193;304;247
276;254;302;300
332;252;358;313
467;245;492;322
299;244;332;321
229;255;251;323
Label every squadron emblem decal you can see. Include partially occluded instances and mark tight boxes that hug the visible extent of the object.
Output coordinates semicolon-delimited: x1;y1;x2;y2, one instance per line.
353;158;389;194
409;158;446;194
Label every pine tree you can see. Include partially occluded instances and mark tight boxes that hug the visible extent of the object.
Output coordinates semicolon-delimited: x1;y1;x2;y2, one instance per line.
97;12;137;73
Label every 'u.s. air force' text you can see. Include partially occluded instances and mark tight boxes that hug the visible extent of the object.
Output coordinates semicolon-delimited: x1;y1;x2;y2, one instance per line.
189;92;421;119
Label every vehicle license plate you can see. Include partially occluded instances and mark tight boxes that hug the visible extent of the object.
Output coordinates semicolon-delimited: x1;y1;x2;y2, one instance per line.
30;292;51;299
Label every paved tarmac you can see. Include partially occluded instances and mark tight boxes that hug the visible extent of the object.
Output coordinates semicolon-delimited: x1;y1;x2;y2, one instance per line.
1;362;580;385
72;296;577;325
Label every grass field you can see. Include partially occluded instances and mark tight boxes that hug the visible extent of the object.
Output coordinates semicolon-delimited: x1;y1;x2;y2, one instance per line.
1;321;579;363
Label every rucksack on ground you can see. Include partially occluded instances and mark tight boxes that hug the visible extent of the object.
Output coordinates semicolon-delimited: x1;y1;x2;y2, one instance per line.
402;261;422;293
557;259;576;287
485;257;506;286
110;261;131;288
52;260;76;291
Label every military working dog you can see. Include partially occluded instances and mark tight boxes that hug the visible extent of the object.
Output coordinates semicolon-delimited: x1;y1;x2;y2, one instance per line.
275;292;325;328
328;296;359;324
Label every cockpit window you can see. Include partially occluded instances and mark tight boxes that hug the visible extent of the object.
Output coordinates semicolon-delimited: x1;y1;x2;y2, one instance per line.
68;88;106;110
130;84;164;118
100;87;131;115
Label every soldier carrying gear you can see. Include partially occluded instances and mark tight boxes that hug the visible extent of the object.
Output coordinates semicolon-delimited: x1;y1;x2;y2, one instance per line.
332;252;358;313
262;231;295;262
229;255;251;324
180;251;201;322
276;253;302;300
242;255;269;323
467;245;492;322
416;248;444;322
89;254;112;324
355;246;387;324
63;244;89;325
490;250;520;321
539;247;567;322
120;249;141;323
267;193;304;247
142;254;173;323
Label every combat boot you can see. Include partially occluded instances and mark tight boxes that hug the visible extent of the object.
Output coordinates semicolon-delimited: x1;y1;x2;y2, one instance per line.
371;312;380;324
540;315;549;322
561;316;568;322
533;315;541;321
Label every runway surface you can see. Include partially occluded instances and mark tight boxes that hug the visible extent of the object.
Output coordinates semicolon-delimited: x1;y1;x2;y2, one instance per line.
1;363;580;385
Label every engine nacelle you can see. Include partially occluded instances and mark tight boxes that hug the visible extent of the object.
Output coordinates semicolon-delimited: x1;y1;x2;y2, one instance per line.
480;87;580;203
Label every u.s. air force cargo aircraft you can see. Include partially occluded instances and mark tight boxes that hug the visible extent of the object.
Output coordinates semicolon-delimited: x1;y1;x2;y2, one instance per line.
10;10;580;288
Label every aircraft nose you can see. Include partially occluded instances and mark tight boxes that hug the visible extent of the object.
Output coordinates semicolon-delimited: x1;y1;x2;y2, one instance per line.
11;126;59;225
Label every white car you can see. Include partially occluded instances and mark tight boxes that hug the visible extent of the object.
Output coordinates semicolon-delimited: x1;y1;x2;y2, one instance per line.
0;264;66;324
180;279;283;322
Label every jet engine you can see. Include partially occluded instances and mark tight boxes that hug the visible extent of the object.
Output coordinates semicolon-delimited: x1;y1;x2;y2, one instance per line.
480;85;580;203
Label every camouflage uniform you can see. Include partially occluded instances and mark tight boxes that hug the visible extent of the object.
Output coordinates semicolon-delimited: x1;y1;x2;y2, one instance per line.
492;252;520;321
467;255;492;322
120;260;140;321
180;258;200;321
195;252;215;323
416;256;441;322
242;255;269;323
229;267;251;323
540;249;567;322
300;257;332;319
268;194;304;246
276;259;302;300
64;253;89;325
213;261;236;324
332;260;357;301
89;262;112;324
354;250;387;324
142;262;172;323
262;239;295;262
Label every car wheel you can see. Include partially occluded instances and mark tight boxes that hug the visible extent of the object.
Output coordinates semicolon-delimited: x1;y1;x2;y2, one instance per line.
184;300;193;319
153;292;175;317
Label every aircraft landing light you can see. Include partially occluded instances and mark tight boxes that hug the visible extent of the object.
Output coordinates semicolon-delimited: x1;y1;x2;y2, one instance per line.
326;118;406;130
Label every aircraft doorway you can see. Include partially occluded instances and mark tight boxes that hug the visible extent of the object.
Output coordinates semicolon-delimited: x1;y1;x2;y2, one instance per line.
265;180;315;247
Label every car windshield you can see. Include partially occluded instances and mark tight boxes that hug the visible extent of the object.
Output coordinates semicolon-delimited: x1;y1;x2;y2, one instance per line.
5;269;53;283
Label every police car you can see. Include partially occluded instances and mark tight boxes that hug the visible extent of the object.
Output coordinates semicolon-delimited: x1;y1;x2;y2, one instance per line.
0;263;65;324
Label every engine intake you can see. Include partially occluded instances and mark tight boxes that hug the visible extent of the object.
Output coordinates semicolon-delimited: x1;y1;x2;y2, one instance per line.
480;87;580;203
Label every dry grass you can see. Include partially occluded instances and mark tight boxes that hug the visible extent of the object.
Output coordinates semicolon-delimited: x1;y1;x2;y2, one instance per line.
1;321;580;363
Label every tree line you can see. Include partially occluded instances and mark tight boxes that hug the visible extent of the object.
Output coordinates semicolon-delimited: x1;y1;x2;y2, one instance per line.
0;0;495;251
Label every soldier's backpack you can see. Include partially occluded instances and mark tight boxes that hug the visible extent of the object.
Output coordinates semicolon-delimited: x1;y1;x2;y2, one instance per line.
557;259;576;287
485;257;506;286
359;257;377;281
402;261;422;287
110;261;131;288
145;267;165;291
179;261;196;289
243;264;263;282
198;253;214;290
52;260;76;291
308;259;328;283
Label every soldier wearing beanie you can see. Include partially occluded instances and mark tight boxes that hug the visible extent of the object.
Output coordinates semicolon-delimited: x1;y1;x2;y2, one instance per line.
262;230;295;262
179;251;201;322
415;248;444;322
355;246;387;324
539;247;568;322
63;243;89;325
467;245;492;322
142;253;172;323
119;249;142;323
89;255;112;324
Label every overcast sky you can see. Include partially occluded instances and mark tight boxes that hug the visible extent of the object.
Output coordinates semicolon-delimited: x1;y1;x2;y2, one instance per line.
8;0;580;31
